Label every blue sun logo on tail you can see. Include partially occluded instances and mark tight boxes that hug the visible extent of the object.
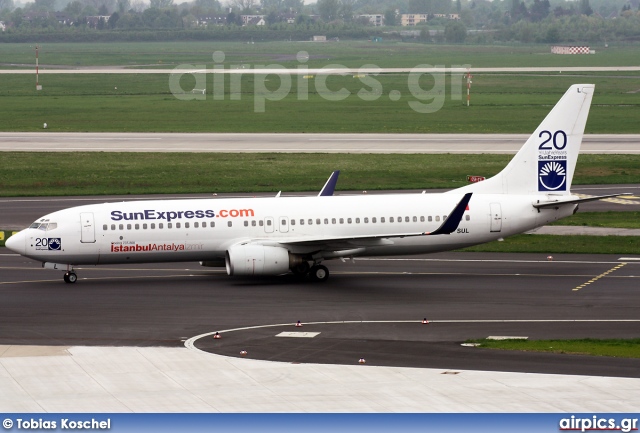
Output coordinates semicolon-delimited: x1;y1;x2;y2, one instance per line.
538;161;567;191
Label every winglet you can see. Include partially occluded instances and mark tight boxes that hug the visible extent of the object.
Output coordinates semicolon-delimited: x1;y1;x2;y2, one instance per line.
318;170;340;197
425;193;472;236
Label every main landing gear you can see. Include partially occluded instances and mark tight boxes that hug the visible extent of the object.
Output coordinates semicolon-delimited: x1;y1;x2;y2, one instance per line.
308;264;329;282
63;271;78;284
292;261;330;282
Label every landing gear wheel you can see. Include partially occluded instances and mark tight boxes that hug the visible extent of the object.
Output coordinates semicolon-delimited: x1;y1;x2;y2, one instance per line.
309;265;329;282
64;272;78;284
291;261;311;277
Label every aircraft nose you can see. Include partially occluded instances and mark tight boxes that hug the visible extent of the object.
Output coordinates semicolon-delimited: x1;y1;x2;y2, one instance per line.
5;230;26;255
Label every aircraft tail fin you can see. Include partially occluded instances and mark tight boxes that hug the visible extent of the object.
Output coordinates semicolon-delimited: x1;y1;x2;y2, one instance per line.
451;84;594;196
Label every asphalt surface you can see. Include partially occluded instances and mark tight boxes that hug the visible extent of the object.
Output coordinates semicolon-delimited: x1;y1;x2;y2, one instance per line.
1;132;639;153
1;249;639;377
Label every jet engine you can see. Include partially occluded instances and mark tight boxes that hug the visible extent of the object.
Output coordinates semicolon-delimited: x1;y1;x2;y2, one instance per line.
225;244;294;276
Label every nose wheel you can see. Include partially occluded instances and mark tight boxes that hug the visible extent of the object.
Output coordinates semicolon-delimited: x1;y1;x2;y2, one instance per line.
63;272;78;284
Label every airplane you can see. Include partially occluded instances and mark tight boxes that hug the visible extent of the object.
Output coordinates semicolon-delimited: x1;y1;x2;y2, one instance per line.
5;84;629;283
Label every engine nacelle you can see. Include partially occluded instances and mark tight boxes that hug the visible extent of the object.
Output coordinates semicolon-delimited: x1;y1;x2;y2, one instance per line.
225;244;291;276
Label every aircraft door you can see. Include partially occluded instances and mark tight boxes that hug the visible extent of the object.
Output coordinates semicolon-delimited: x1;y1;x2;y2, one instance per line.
264;217;274;233
279;217;289;233
80;212;96;243
489;203;502;232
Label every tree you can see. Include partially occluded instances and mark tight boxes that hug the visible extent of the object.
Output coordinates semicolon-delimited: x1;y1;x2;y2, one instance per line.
150;0;173;9
32;0;56;12
384;8;396;26
98;4;109;14
340;0;354;22
580;0;592;16
317;0;338;21
195;0;221;12
108;10;119;27
64;1;83;15
510;0;528;22
529;0;549;22
226;11;242;25
444;20;466;42
117;0;130;13
0;0;14;11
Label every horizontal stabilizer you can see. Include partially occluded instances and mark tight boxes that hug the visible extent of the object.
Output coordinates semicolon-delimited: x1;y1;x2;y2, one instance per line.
533;193;632;209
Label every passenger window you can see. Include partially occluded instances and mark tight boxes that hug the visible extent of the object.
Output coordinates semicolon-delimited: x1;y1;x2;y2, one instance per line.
103;225;108;231
194;222;199;228
364;217;369;223
390;217;394;223
339;218;344;224
187;222;191;228
176;223;181;228
404;217;409;223
135;224;140;230
300;219;304;225
158;223;163;229
119;224;124;230
168;223;172;229
308;219;313;225
267;220;272;226
436;216;440;222
244;221;249;227
372;217;376;223
381;217;385;223
252;221;256;227
228;221;232;227
290;220;295;226
282;219;287;225
151;223;156;229
347;218;352;224
428;216;432;222
324;218;328;225
210;222;215;228
143;223;148;229
127;224;132;230
420;216;425;222
413;216;417;222
259;221;263;226
465;215;470;221
355;218;360;224
444;215;447;220
332;218;336;224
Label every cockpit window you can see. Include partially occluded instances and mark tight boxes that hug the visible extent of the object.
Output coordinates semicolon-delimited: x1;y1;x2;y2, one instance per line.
29;221;57;230
30;219;51;230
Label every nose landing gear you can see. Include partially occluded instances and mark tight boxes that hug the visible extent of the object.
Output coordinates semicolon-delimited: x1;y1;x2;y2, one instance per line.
63;272;78;284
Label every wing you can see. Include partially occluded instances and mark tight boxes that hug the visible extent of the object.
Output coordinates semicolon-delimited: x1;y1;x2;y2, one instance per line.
277;193;472;254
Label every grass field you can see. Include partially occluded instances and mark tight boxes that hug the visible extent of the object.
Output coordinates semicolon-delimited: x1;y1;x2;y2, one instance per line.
467;338;640;359
551;211;640;229
2;42;640;69
1;153;639;196
460;234;640;254
0;72;639;133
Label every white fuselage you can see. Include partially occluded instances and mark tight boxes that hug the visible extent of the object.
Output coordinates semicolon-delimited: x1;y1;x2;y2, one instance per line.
10;192;576;267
